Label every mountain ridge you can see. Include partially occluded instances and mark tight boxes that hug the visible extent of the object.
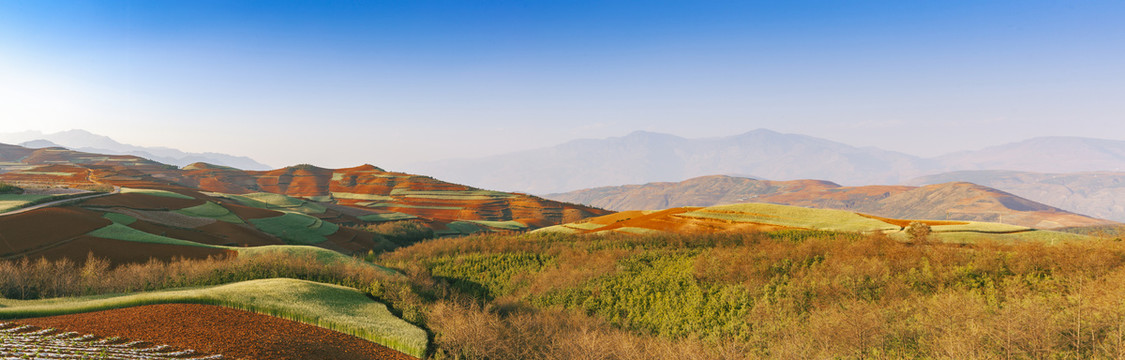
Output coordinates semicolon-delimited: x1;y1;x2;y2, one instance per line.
2;129;272;170
544;175;1115;229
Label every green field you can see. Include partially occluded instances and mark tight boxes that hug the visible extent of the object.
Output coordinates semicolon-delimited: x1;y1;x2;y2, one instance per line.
86;224;225;248
0;194;53;212
120;187;195;199
213;192;328;215
678;203;902;232
175;201;245;223
466;220;528;231
0;278;428;358
101;212;137;225
365;203;463;210
249;213;339;245
930;221;1030;233
331;192;393;201
358;212;418;222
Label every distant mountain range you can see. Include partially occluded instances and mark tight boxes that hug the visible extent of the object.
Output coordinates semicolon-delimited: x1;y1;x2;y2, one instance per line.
0;130;272;170
408;129;1125;194
544;175;1115;228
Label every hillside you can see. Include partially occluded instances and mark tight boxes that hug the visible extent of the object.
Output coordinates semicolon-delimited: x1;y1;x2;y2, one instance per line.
907;170;1125;223
0;143;609;236
546;175;1113;229
534;202;1092;244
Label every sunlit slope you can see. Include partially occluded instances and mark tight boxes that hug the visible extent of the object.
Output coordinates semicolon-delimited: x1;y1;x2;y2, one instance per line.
546;175;1114;229
536;202;1092;243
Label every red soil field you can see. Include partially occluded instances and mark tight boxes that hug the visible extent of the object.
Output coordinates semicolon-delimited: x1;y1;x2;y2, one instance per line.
322;228;382;253
128;219;237;246
196;221;286;247
0;207;111;257
219;201;283;220
15;304;418;360
28;236;233;266
0;164;92;185
80;193;205;210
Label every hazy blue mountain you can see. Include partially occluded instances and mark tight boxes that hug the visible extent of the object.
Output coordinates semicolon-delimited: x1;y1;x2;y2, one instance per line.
934;137;1125;173
410;131;1125;194
407;129;929;194
1;129;272;170
907;170;1125;223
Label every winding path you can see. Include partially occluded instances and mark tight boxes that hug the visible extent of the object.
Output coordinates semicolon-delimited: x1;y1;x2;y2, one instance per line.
0;186;120;217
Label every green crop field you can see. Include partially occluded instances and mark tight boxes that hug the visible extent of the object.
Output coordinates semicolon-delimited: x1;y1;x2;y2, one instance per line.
0;194;53;212
389;189;515;198
466;220;528;231
0;278;428;357
249;213;339;245
101;212;137;225
120;187;195;199
331;192;393;201
175;202;245;223
214;192;328;214
13;171;75;176
365;203;463;210
677;203;901;232
86;224;225;248
358;212;418;222
930;221;1030;233
927;229;1095;244
529;224;581;234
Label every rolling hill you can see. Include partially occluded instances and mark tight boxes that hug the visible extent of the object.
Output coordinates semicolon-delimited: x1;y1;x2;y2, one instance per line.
907;170;1125;223
534;202;1092;243
545;175;1114;229
0;143;609;239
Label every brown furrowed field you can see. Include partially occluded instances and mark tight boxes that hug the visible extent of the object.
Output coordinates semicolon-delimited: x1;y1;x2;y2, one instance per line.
14;304;415;360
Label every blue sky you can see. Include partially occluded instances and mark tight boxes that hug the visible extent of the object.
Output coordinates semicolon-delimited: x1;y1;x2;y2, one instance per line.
1;1;1123;168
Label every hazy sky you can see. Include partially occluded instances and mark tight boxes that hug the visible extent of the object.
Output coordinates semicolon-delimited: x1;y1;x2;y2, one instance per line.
2;1;1123;169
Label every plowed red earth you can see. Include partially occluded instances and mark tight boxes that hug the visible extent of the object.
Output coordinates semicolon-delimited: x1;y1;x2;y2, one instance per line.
0;207;111;256
28;236;232;265
80;193;205;210
15;304;418;360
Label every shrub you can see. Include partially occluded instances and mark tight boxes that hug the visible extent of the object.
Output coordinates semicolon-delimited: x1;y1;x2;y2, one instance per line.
906;221;932;243
0;182;23;194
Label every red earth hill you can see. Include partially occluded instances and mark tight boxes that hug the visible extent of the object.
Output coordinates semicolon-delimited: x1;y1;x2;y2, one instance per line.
0;143;609;231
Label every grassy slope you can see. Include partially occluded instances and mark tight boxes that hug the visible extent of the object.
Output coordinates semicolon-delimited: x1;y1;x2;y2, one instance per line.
119;188;194;200
175;202;245;223
213;192;328;215
358;212;418;222
87;224;225;248
0;194;53;212
249;213;339;245
0;278;427;358
678;203;901;232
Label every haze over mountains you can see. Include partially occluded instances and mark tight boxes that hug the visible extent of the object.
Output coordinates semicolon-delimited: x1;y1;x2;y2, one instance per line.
907;171;1125;223
544;175;1113;228
0;130;272;170
408;129;1125;194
